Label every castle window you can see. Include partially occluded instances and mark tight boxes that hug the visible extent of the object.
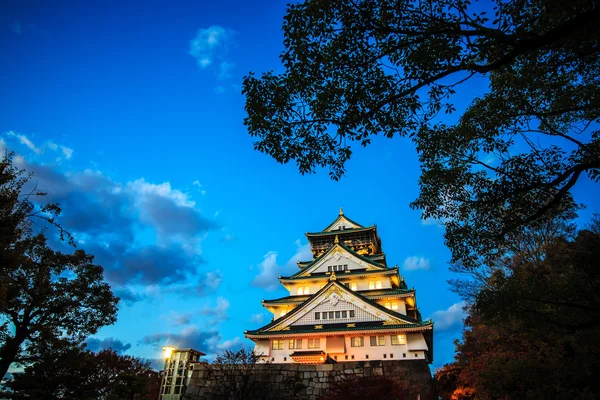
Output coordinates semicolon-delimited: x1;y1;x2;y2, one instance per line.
351;337;364;347
391;334;406;345
383;354;387;359
343;264;348;270
376;281;382;289
308;338;320;349
385;302;391;309
370;336;385;346
349;310;355;318
369;281;375;290
328;311;334;319
390;354;394;358
351;283;357;291
304;287;310;294
297;287;303;295
289;339;302;349
391;302;398;310
335;311;341;318
322;312;328;320
366;355;369;359
328;266;332;272
272;340;284;350
315;312;320;320
341;311;347;318
280;310;287;317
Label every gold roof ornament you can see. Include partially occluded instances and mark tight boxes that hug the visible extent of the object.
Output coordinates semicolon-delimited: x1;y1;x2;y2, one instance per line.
329;271;337;281
334;234;339;244
339;207;344;216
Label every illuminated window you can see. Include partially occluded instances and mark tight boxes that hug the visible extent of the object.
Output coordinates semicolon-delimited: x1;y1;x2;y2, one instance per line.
304;287;310;294
351;283;357;291
391;334;406;345
297;287;303;295
369;281;375;290
280;310;287;317
376;281;382;289
351;337;364;347
308;338;320;348
370;336;385;346
289;339;302;349
385;302;391;309
272;340;284;350
391;302;398;310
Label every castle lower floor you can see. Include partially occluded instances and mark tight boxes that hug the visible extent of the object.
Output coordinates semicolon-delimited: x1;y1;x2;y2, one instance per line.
252;332;431;364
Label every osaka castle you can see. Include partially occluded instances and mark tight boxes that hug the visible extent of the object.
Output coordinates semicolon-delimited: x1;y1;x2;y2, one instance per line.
245;209;433;365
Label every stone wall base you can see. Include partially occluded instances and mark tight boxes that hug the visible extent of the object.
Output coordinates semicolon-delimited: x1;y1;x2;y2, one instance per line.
183;360;433;400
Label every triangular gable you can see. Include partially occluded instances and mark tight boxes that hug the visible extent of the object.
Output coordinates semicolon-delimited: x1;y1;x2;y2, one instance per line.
323;215;363;232
291;244;386;278
263;281;417;333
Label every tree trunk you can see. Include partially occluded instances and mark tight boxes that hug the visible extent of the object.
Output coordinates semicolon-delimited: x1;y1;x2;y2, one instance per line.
0;332;26;380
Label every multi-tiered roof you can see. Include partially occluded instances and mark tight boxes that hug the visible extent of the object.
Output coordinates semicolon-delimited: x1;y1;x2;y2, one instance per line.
245;209;433;364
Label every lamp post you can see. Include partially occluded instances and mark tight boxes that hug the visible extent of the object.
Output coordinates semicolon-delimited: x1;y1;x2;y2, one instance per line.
157;346;175;400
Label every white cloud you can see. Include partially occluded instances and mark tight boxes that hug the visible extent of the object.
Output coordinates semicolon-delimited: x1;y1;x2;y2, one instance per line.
61;145;74;159
189;26;235;74
193;180;202;188
205;270;222;290
217;337;243;350
430;301;466;331
403;256;431;271
249;313;265;324
201;296;230;321
8;131;42;154
251;251;281;291
128;178;195;207
218;61;235;80
286;240;312;266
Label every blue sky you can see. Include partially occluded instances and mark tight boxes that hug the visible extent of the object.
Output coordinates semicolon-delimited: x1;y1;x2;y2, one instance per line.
2;0;598;371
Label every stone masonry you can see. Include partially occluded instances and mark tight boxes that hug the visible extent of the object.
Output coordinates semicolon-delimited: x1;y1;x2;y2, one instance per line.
183;360;433;400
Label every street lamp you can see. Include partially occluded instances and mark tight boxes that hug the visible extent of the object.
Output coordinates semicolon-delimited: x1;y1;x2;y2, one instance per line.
158;346;175;400
163;346;175;360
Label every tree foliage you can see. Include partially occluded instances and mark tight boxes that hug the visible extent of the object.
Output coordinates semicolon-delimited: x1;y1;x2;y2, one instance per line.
243;0;600;267
3;346;159;400
0;153;118;380
204;347;266;400
437;216;600;399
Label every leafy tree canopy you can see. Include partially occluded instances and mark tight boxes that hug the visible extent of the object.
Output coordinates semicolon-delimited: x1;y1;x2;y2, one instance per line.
3;346;159;400
437;215;600;399
0;154;118;380
243;0;600;267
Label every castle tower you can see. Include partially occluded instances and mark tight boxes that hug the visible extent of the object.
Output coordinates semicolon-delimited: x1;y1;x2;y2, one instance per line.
245;210;433;365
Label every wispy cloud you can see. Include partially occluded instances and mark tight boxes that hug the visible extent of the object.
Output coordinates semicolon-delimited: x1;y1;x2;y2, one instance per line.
403;256;431;271
189;26;235;79
6;131;74;160
85;337;132;354
251;240;312;291
430;301;466;331
1;133;221;302
201;296;230;322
